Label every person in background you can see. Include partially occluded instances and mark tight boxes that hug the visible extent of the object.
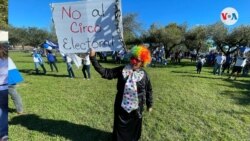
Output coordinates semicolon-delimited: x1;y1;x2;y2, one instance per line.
0;43;8;141
222;54;232;74
65;54;75;79
213;52;226;75
46;50;58;72
90;45;153;141
82;53;91;80
229;53;247;80
242;58;249;76
196;55;206;74
33;48;46;74
8;57;24;114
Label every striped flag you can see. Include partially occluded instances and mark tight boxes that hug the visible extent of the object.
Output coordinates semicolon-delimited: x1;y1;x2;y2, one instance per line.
42;39;59;50
240;47;250;53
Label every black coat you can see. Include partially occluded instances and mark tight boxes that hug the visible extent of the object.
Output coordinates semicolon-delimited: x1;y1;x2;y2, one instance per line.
90;57;153;141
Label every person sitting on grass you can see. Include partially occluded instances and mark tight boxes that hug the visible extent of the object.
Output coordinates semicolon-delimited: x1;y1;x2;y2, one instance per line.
90;45;153;141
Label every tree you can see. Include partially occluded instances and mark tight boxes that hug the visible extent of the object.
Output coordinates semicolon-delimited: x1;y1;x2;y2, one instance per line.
122;13;143;46
48;23;58;43
209;22;250;55
142;23;162;44
184;25;209;54
9;26;54;49
26;27;49;47
9;26;28;49
144;23;186;58
0;0;8;30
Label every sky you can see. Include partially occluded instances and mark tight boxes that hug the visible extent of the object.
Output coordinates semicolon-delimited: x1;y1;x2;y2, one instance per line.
9;0;250;30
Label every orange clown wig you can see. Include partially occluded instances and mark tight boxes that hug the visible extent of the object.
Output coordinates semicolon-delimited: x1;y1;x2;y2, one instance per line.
130;45;152;67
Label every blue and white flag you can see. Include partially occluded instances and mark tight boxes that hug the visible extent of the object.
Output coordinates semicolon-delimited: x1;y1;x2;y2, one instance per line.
42;40;59;50
240;47;250;53
244;47;250;53
8;57;23;85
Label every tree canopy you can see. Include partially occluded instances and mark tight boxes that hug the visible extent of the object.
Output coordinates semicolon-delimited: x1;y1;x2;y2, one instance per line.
9;26;55;48
0;0;8;30
209;23;250;55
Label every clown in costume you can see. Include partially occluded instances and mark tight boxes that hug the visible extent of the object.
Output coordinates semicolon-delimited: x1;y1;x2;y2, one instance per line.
90;45;153;141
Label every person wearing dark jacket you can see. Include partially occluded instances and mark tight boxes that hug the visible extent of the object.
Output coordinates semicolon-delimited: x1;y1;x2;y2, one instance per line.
47;50;58;72
90;45;153;141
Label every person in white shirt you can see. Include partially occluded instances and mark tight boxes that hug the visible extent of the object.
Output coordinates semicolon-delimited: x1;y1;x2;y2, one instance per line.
229;53;247;80
213;52;226;75
33;49;46;74
65;55;75;78
82;53;91;80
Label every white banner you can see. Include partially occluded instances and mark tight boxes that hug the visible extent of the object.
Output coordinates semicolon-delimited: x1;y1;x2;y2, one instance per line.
51;0;123;53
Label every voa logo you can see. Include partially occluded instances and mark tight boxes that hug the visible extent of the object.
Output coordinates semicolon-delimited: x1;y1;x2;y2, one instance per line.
221;7;238;25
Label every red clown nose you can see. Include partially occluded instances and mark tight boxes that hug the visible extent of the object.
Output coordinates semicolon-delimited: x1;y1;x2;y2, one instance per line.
130;57;138;65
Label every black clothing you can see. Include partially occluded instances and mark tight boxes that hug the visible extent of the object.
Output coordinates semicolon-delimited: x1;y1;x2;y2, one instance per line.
82;65;91;79
196;62;202;74
90;56;153;141
49;62;58;72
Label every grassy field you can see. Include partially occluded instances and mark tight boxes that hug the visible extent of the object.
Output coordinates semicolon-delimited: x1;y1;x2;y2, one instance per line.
8;51;250;141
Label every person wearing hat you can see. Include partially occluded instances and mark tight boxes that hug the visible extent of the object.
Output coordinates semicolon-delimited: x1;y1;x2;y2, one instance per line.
90;45;153;141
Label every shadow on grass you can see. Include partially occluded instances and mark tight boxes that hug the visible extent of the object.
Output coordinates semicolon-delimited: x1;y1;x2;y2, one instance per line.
19;69;34;74
220;110;250;116
19;69;68;78
167;61;196;67
149;64;168;68
9;114;112;141
8;108;17;113
171;70;196;74
220;79;250;105
172;73;225;80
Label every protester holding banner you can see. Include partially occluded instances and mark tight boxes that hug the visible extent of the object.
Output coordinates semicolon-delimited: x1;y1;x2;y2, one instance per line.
90;45;153;141
33;49;46;74
46;50;58;72
0;43;8;140
8;57;24;114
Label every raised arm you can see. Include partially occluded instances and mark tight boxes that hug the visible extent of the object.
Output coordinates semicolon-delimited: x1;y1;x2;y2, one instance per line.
90;49;122;79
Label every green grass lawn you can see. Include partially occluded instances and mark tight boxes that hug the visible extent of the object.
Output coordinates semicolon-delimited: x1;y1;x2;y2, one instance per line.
8;51;250;141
